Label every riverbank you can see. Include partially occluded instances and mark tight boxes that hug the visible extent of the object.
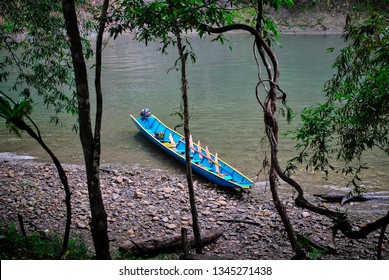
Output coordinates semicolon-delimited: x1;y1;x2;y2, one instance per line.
0;158;387;259
274;10;347;35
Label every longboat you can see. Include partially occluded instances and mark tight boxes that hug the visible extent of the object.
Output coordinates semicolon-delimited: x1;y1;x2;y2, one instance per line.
131;109;254;189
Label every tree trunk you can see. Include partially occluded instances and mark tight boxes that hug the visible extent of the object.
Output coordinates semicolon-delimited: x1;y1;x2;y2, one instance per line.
169;2;203;254
267;124;304;259
17;119;72;259
201;11;305;258
2;94;72;259
254;0;303;258
62;0;111;259
176;28;203;255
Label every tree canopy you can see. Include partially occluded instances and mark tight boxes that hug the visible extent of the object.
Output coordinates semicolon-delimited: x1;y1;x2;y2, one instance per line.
0;0;95;125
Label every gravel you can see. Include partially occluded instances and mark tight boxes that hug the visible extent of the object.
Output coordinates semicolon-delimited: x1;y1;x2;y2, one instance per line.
0;160;387;259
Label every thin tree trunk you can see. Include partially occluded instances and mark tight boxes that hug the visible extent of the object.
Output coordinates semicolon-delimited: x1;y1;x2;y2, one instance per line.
22;123;71;259
62;0;111;259
169;2;203;254
267;126;304;259
177;26;203;255
2;93;72;258
377;225;387;259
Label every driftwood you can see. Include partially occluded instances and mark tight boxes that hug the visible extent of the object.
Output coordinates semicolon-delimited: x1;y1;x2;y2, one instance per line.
314;193;389;205
179;228;227;260
218;219;262;226
119;229;224;258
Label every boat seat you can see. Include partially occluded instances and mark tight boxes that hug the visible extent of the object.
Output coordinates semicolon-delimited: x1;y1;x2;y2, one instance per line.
223;176;233;180
191;159;201;163
162;142;176;148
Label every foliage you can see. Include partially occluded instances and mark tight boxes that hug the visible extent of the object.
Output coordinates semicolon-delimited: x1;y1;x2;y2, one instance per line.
112;0;238;62
170;103;185;131
109;0;294;72
0;91;33;137
0;0;94;126
228;0;293;44
288;12;388;193
296;233;329;260
0;224;91;260
1;0;109;259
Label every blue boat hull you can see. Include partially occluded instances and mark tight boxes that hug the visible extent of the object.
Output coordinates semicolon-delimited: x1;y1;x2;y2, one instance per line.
131;114;253;189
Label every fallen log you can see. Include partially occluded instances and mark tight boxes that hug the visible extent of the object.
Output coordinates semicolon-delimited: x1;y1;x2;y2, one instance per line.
314;193;389;205
218;219;262;226
119;229;224;258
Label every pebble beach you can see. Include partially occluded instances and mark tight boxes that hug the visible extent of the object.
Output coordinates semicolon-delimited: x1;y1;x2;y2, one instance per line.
0;158;387;260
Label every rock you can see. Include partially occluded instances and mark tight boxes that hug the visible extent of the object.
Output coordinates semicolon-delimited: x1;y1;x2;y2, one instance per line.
217;200;227;207
134;191;146;199
114;177;123;184
177;182;185;189
201;210;212;216
77;222;88;229
162;217;169;223
6;170;14;178
302;211;311;218
107;216;116;222
112;193;120;201
163;187;174;194
166;224;177;230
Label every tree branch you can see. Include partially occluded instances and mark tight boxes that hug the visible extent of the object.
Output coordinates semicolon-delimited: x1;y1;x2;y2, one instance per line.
268;126;389;239
200;23;279;83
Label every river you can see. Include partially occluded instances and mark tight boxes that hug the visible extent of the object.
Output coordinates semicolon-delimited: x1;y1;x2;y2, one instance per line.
1;33;388;216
